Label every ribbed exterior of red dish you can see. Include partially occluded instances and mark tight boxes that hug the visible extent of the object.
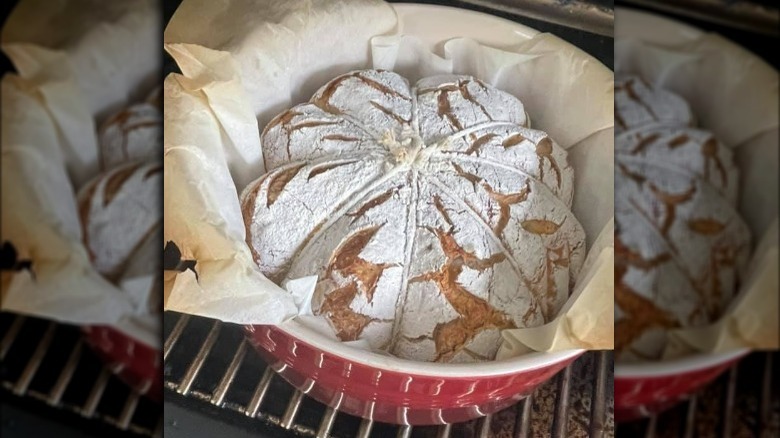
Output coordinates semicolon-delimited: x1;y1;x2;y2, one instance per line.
82;326;162;402
246;324;580;425
614;355;746;422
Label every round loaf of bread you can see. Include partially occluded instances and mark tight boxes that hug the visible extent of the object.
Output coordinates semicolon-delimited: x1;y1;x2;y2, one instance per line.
242;70;586;363
614;78;751;362
78;161;162;279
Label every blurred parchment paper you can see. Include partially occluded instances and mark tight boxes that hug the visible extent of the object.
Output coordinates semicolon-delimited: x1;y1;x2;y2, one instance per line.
2;0;161;189
0;75;163;346
0;0;162;349
615;32;779;356
1;75;132;325
163;0;614;354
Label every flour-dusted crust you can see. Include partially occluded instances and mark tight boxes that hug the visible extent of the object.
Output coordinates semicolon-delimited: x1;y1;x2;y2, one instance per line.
242;70;586;362
617;125;739;204
98;102;162;170
78;161;162;279
614;79;751;362
615;76;694;134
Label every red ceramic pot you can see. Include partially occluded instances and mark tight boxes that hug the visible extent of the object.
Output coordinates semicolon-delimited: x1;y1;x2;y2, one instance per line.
82;325;162;403
246;322;582;425
614;349;748;422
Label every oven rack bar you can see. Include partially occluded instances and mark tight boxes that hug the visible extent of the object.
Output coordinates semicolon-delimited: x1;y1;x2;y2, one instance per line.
0;313;161;438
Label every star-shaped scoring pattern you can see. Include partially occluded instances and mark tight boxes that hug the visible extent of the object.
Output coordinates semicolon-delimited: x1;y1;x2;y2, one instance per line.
243;70;586;362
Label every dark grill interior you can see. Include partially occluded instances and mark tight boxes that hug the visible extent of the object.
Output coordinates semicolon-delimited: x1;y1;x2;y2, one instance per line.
163;311;614;438
0;312;162;437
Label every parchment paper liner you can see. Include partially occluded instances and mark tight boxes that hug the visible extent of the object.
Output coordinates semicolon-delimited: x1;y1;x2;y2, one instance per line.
163;0;615;357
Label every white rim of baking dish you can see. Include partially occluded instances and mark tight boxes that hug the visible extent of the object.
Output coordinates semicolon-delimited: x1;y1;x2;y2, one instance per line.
615;348;749;379
275;319;584;378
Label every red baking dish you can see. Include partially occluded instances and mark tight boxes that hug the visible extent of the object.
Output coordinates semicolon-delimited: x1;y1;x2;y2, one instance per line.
614;349;749;422
246;321;582;425
82;325;162;403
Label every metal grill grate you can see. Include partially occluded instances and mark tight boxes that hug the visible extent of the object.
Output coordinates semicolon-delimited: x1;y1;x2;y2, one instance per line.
616;352;779;437
163;311;614;437
0;312;162;437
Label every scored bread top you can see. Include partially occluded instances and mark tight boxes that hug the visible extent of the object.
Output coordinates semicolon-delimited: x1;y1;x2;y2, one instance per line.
242;70;586;363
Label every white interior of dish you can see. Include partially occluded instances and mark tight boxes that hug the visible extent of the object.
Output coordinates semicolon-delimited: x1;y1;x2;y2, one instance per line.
614;7;777;375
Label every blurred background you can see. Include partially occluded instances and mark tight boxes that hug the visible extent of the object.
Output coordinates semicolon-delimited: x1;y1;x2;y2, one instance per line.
2;0;163;437
613;1;778;437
